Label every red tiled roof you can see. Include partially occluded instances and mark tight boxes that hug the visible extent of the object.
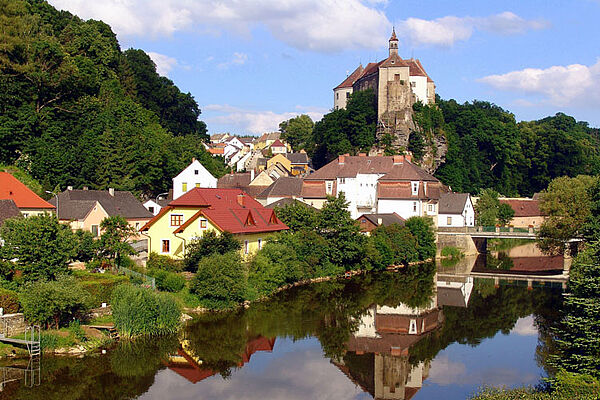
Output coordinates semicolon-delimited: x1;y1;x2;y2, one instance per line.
208;147;224;155
499;199;545;217
0;172;55;209
334;65;365;90
270;139;285;148
142;188;288;234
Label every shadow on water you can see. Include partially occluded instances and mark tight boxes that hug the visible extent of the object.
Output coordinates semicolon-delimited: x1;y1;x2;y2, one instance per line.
0;261;564;399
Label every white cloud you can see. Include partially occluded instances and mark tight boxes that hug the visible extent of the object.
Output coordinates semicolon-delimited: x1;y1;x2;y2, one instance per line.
217;52;248;69
204;104;326;134
48;0;390;52
510;316;538;336
147;52;178;76
478;59;600;107
397;11;548;47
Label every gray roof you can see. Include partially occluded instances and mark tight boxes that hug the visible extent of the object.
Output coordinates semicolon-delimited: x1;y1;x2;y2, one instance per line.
265;198;316;209
438;193;469;215
50;189;152;221
285;153;309;164
256;177;303;199
358;213;405;227
0;199;21;226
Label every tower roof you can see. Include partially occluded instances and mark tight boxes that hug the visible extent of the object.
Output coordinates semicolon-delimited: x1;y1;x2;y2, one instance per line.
389;27;398;41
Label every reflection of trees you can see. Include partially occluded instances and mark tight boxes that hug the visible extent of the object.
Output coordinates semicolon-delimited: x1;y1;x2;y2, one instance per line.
110;335;179;378
408;285;562;367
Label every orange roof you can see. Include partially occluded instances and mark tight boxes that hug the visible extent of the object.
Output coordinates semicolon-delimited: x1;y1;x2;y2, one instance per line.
208;147;225;155
0;172;55;210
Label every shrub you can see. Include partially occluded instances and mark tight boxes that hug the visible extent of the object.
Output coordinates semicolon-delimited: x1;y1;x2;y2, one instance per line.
147;269;186;293
0;288;20;313
405;217;437;261
111;284;181;337
147;252;183;272
248;242;303;298
371;224;419;268
19;275;90;329
74;271;130;307
74;230;98;262
441;246;464;259
191;252;247;309
183;231;241;272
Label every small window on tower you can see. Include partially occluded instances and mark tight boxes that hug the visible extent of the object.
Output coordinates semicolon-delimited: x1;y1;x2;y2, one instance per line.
336;93;339;100
395;74;400;81
346;92;350;99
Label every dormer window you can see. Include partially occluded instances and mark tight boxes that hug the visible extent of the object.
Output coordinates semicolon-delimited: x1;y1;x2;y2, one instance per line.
411;181;419;195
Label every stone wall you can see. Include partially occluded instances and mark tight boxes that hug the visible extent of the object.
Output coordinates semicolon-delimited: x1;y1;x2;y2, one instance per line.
436;233;479;257
0;313;26;337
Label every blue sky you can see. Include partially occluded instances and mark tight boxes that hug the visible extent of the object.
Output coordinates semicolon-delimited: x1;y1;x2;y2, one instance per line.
49;0;600;135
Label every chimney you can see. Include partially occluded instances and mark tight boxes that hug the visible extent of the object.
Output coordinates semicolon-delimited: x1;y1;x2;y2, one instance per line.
338;155;345;165
192;157;196;163
377;217;383;225
67;186;73;191
237;194;245;207
405;154;412;163
108;188;115;196
250;169;255;181
393;155;405;165
83;186;88;191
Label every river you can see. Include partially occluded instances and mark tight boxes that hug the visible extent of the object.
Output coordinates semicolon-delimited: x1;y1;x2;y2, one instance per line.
0;242;564;400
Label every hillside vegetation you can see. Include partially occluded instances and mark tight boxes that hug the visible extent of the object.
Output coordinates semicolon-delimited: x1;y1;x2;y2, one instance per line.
0;0;228;197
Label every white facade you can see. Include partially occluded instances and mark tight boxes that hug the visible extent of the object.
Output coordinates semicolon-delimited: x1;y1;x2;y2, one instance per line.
236;152;252;172
143;199;162;216
377;199;424;220
438;196;475;227
335;174;382;218
334;87;353;110
409;75;429;104
172;160;217;200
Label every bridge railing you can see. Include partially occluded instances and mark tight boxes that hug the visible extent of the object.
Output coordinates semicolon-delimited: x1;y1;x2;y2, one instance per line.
437;226;538;235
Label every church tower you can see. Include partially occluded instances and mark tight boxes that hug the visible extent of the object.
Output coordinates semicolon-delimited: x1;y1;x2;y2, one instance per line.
389;28;398;57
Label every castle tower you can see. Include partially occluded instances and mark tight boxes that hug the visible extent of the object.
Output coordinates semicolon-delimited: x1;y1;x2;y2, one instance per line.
389;28;398;57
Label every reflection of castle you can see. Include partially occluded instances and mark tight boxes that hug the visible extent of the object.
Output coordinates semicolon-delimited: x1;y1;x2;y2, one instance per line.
337;277;473;399
166;336;276;383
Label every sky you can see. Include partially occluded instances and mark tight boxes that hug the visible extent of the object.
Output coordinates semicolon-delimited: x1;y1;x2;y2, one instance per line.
48;0;600;135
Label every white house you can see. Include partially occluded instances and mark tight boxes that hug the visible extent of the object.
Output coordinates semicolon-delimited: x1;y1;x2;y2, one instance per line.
436;193;475;227
173;159;217;200
236;152;252;172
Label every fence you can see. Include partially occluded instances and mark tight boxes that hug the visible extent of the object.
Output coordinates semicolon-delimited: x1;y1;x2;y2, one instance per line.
117;266;156;290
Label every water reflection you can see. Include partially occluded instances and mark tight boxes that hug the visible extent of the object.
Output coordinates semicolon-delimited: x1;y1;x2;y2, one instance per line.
0;260;564;400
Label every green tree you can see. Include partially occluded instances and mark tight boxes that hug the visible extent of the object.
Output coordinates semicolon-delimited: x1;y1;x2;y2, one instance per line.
370;223;419;268
0;214;76;281
98;216;136;266
498;203;515;226
279;114;314;151
273;200;318;232
405;216;437;261
538;175;597;254
183;231;241;272
191;251;247;309
475;189;501;226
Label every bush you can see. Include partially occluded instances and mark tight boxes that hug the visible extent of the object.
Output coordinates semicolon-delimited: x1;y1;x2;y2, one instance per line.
248;242;303;298
405;217;437;261
441;246;464;259
371;224;419;268
147;252;183;272
191;252;247;309
0;288;20;313
183;231;241;272
74;271;130;307
19;275;90;329
147;269;186;293
74;230;98;262
111;284;181;337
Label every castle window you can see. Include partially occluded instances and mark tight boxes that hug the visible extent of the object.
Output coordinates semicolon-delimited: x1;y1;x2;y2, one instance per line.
336;93;339;100
346;92;350;99
395;74;400;81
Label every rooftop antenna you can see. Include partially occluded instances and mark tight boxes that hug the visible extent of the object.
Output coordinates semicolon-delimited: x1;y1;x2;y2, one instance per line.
411;48;414;60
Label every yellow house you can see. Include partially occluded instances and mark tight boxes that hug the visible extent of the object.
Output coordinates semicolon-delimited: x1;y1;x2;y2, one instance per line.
266;154;291;173
140;188;289;260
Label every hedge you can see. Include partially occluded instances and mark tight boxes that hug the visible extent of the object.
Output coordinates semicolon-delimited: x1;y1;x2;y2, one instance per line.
74;271;130;307
0;288;20;314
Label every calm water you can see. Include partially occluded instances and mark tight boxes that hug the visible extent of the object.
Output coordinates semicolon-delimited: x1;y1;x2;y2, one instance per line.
0;244;564;400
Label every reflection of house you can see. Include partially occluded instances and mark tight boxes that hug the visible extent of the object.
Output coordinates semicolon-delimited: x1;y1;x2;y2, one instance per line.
437;275;473;308
336;299;443;400
140;188;288;259
356;213;405;234
499;199;546;228
166;336;276;384
0;172;55;217
50;188;152;237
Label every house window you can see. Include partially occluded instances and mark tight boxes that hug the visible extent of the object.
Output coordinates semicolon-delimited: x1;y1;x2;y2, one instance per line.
170;214;183;226
22;213;29;218
413;202;417;212
135;222;140;230
326;181;333;195
409;319;417;335
346;92;350;99
336;93;339;100
194;170;199;175
395;74;400;81
91;225;99;237
447;216;452;225
148;206;154;214
258;238;263;250
339;178;345;184
411;182;419;195
195;183;201;188
428;204;433;213
162;240;170;253
182;182;187;192
244;240;249;255
200;219;207;229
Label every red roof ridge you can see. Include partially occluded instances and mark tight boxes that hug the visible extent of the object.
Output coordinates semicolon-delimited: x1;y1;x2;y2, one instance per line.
0;172;55;209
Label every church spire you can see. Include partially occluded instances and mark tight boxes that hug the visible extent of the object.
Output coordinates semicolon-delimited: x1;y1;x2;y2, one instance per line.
389;27;398;56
